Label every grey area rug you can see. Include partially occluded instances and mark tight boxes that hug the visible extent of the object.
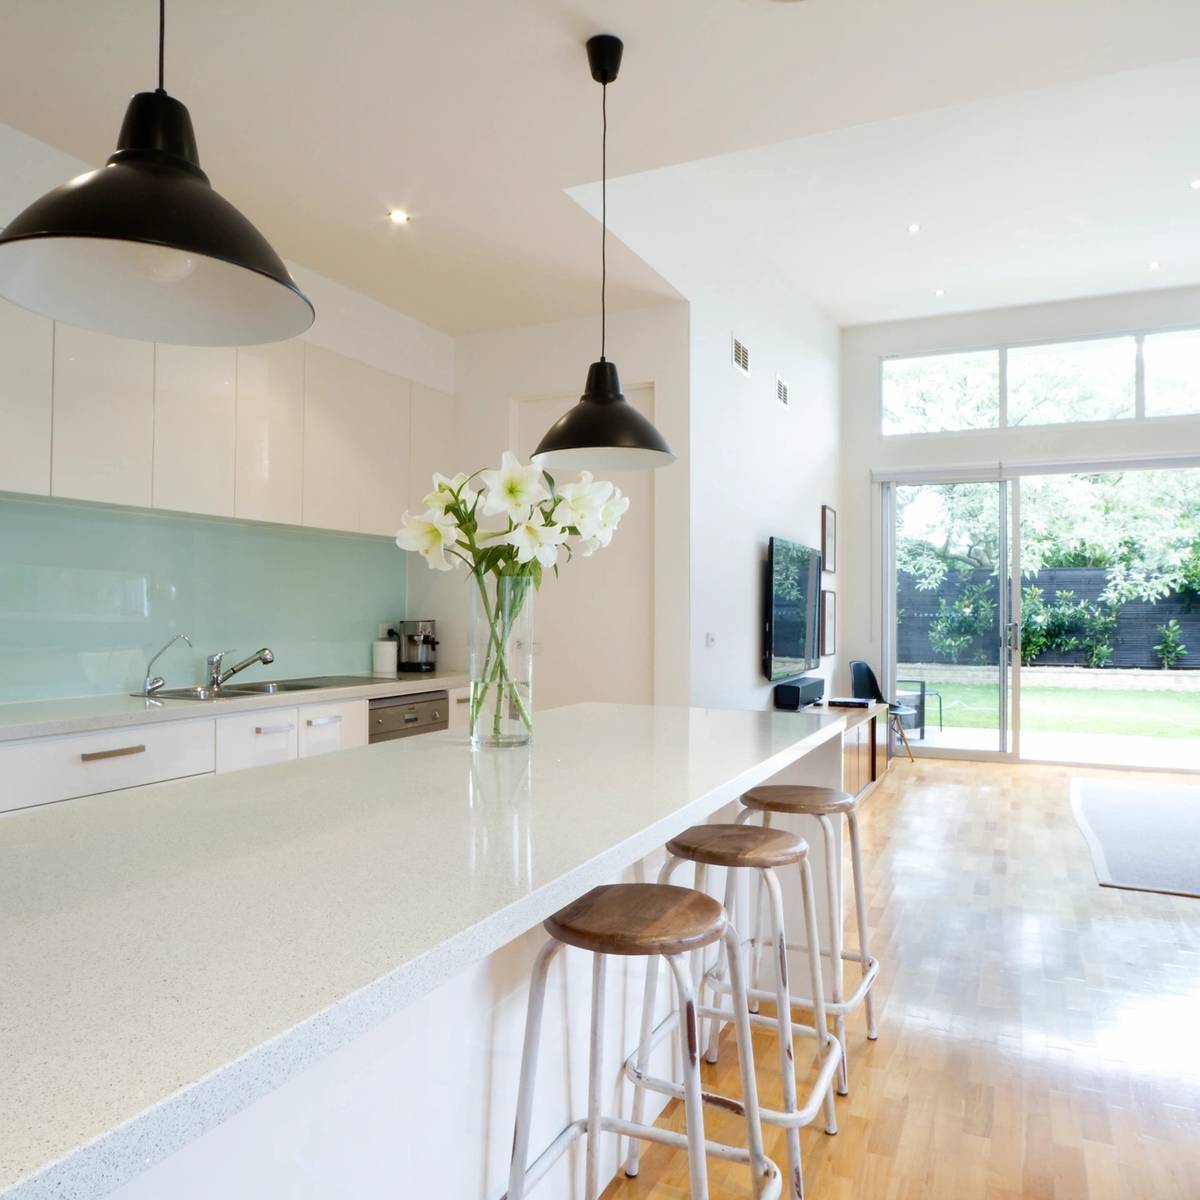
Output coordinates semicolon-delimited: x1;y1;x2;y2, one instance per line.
1071;777;1200;899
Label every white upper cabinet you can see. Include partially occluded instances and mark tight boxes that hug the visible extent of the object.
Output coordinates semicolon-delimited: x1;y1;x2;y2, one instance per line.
303;344;410;536
235;340;304;525
408;381;456;512
0;299;53;496
153;345;237;516
52;325;154;507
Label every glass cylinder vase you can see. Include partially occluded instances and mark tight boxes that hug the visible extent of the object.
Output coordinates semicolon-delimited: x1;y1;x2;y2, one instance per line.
467;572;534;749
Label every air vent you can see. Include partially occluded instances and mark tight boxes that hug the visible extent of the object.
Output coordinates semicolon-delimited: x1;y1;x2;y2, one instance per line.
776;375;790;407
732;335;750;375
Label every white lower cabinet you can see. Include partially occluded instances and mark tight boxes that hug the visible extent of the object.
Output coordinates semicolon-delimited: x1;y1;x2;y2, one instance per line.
216;708;299;774
447;686;471;733
0;719;215;814
297;699;368;758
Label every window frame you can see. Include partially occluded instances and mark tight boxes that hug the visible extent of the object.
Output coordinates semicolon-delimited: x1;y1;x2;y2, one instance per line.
879;321;1200;437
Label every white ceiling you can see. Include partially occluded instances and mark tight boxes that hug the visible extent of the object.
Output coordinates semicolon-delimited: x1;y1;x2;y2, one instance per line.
578;57;1200;325
3;1;1200;333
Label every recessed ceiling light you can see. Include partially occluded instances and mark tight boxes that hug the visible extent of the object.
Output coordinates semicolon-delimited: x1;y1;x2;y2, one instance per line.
934;288;945;297
907;223;921;234
388;209;410;225
1148;260;1161;270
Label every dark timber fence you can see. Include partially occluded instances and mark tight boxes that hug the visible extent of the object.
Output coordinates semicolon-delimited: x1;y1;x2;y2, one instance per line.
897;566;1199;669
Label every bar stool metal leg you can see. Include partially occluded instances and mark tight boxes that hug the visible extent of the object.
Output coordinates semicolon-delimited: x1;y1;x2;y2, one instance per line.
847;810;878;1041
818;813;849;1095
624;952;661;1177
508;939;565;1200
666;953;711;1200
586;952;607;1200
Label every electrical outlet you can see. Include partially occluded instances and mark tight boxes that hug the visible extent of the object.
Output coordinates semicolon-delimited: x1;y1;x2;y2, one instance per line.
378;623;392;639
704;632;716;648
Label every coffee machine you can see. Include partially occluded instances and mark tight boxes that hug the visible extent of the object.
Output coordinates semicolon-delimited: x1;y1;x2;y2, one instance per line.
396;619;438;673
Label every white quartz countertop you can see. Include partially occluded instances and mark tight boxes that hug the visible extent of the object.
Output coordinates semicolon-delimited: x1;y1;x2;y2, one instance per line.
0;672;468;742
0;702;847;1198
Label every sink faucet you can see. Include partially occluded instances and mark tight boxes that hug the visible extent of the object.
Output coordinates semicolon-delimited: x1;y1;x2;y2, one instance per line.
143;633;194;696
206;647;275;690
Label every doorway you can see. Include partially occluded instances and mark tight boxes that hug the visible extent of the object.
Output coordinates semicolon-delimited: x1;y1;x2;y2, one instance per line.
886;467;1200;770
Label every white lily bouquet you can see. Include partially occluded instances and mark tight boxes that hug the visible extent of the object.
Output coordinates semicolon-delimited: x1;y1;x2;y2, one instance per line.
396;452;629;747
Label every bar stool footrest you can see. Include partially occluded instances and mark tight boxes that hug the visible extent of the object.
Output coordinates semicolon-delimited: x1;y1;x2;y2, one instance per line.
501;1112;783;1199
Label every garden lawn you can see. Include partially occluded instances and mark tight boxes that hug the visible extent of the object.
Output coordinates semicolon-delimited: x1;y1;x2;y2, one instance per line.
914;681;1200;738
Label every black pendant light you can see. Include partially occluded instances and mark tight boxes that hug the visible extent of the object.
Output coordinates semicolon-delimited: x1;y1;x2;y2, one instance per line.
0;0;313;345
531;35;675;472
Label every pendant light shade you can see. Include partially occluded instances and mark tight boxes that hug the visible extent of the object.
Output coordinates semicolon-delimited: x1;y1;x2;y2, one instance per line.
531;34;675;472
0;6;312;345
532;360;675;471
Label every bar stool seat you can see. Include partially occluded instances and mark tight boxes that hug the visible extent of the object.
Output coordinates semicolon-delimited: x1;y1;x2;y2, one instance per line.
666;823;807;869
545;883;725;957
742;784;855;816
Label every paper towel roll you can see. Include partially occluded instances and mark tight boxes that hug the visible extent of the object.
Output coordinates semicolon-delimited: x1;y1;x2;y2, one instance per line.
372;638;398;677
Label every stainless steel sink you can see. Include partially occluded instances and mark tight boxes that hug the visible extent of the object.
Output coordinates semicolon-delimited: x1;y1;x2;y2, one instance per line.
148;686;228;701
137;676;373;701
223;680;326;694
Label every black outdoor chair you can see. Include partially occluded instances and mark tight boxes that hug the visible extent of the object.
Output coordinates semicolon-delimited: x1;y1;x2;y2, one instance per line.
849;660;916;763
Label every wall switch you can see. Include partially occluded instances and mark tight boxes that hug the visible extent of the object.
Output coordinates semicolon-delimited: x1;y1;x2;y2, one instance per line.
704;632;716;648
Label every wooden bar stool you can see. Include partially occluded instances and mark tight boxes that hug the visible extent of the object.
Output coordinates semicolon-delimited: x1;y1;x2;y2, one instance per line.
624;825;842;1200
506;882;782;1200
739;785;880;1095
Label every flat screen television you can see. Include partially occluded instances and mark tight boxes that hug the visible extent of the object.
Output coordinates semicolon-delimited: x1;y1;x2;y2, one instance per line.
763;536;822;681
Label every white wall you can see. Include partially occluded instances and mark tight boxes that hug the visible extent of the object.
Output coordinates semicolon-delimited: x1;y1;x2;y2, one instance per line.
422;303;690;703
839;284;1200;690
688;287;842;710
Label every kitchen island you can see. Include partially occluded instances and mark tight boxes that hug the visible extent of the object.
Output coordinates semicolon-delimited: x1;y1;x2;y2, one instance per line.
0;703;859;1199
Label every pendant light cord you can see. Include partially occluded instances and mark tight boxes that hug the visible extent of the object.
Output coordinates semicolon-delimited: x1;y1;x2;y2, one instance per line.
157;0;166;92
600;80;607;362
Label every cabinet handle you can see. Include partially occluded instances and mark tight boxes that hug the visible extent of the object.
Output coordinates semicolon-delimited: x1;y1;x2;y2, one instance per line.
455;697;470;704
255;723;295;735
306;716;342;728
81;744;146;763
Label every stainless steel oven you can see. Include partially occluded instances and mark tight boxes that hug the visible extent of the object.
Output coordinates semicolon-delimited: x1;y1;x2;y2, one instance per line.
368;691;449;743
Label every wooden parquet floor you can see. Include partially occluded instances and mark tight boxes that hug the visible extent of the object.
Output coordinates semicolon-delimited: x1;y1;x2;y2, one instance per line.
601;757;1200;1199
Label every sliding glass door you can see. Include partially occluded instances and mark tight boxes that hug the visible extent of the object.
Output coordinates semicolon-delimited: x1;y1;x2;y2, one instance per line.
889;479;1018;758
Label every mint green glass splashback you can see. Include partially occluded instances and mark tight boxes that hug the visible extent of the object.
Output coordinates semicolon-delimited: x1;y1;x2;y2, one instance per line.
0;497;406;702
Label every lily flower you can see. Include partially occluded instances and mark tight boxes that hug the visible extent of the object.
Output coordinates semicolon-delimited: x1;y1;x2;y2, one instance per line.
508;513;569;568
424;472;477;513
479;452;549;521
395;508;461;571
556;470;614;538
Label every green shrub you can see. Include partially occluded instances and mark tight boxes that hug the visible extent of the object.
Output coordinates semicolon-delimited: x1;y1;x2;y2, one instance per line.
1019;586;1116;668
1154;620;1188;669
929;582;996;664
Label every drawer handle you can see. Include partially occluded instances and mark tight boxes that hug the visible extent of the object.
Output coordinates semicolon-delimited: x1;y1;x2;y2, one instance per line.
455;697;470;704
306;716;342;728
81;744;146;763
255;723;295;735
